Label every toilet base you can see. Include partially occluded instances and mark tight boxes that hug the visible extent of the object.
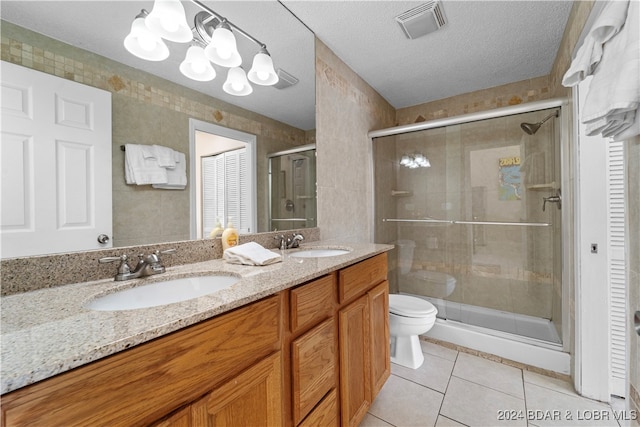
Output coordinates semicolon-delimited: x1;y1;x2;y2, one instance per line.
390;334;424;369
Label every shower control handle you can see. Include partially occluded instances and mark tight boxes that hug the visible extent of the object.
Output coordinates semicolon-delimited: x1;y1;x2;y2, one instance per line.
542;190;562;212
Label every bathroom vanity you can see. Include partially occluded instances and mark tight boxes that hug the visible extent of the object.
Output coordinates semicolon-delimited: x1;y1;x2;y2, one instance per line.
0;243;391;427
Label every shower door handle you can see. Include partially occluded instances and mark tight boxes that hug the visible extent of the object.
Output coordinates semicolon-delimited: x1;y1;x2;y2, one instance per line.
542;190;562;211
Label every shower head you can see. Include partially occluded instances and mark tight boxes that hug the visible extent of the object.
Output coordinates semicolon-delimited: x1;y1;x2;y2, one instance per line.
520;110;559;135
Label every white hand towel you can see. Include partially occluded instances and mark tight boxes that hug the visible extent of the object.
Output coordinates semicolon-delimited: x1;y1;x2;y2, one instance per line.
223;242;282;266
582;0;639;139
152;151;187;190
153;144;177;169
124;144;168;185
562;0;630;87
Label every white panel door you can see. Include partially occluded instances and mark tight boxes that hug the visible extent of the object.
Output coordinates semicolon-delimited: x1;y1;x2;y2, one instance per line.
1;61;112;258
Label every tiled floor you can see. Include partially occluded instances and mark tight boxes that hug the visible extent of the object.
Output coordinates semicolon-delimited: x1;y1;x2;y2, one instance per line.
361;340;635;427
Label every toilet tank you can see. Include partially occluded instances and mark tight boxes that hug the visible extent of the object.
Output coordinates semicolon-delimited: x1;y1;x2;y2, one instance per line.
396;239;416;274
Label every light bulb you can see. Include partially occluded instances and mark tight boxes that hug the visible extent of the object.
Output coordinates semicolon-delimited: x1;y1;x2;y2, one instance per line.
145;0;192;43
232;81;244;91
180;45;216;81
217;46;232;60
124;12;169;61
138;34;157;52
248;48;278;86
191;60;206;74
161;15;179;33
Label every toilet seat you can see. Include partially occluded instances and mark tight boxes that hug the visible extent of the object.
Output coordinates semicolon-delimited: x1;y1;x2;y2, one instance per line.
389;294;437;317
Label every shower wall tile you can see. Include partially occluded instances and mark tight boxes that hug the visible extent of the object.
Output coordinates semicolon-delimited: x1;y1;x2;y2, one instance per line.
396;75;551;126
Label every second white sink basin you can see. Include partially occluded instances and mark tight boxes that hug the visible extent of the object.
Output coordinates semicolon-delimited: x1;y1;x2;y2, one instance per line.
87;275;239;311
290;249;351;258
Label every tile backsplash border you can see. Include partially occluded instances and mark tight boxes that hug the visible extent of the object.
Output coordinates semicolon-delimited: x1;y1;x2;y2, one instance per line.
0;228;319;296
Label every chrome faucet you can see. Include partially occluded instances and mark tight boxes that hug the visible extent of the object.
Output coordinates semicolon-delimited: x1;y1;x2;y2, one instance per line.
274;233;304;250
288;233;304;249
99;249;176;281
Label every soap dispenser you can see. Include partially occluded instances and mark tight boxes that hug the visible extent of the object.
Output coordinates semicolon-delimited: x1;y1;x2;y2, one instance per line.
209;218;223;239
221;220;239;250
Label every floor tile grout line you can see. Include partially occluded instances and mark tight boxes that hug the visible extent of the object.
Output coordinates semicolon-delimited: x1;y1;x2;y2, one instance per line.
450;373;527;402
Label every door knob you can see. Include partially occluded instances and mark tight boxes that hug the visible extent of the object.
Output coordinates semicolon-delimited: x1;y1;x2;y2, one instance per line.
97;234;110;244
542;189;562;212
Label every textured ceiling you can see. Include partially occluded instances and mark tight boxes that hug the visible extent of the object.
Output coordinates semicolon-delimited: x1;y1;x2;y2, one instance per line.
0;1;573;130
283;0;573;109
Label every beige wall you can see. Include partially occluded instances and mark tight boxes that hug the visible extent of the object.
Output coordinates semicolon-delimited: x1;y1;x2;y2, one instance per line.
1;21;310;246
315;40;395;242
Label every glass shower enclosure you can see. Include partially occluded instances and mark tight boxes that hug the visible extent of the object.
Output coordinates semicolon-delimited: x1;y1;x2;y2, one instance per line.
268;144;317;231
373;106;563;345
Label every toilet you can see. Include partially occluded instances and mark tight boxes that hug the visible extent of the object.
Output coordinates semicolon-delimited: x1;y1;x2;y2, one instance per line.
389;294;437;369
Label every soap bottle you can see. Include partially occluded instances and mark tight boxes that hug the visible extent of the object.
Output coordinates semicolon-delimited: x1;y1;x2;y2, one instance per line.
221;220;239;250
209;218;223;239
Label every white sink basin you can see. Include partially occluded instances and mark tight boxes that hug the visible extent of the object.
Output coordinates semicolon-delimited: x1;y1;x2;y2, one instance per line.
289;249;351;258
87;275;239;311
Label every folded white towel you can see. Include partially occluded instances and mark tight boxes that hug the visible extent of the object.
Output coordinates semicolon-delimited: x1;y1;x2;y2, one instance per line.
223;242;282;266
152;151;187;190
124;143;167;185
562;0;630;87
153;144;177;169
582;0;639;140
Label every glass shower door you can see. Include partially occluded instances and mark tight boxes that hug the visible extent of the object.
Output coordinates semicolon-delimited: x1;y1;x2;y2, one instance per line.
373;108;562;345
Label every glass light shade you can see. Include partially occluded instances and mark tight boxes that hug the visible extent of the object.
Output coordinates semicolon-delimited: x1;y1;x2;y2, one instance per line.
180;46;216;81
248;49;278;86
223;67;253;96
205;23;242;67
124;16;170;61
145;0;192;43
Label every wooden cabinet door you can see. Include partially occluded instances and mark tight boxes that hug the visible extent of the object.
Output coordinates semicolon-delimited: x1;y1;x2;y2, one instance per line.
292;318;337;425
338;295;371;427
368;281;390;399
191;352;283;426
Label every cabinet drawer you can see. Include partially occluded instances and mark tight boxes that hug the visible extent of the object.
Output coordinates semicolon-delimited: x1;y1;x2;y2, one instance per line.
292;318;337;425
298;388;339;427
290;273;336;335
338;253;387;304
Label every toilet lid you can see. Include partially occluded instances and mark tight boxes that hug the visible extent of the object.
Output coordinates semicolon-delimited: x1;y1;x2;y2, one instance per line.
389;294;437;317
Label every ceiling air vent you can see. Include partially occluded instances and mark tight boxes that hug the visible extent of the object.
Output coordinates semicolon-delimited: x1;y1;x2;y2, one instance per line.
272;69;299;90
395;1;447;40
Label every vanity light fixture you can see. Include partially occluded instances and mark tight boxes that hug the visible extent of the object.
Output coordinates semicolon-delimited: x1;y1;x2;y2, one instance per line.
400;153;431;168
124;0;279;96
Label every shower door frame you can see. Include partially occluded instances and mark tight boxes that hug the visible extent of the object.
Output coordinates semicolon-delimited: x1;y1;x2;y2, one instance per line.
368;98;571;354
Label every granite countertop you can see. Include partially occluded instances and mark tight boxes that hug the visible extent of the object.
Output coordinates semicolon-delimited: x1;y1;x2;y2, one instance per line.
0;241;393;395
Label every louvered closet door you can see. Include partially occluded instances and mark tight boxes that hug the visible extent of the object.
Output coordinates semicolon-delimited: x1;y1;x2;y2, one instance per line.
607;140;626;397
201;148;251;236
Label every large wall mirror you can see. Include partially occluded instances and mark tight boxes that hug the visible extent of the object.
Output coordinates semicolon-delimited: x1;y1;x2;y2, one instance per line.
0;1;316;258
